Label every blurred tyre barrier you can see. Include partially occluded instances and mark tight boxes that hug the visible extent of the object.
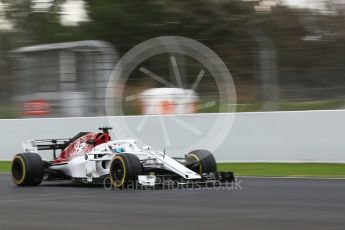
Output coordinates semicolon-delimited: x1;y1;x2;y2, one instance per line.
139;88;199;115
1;110;345;162
23;99;50;116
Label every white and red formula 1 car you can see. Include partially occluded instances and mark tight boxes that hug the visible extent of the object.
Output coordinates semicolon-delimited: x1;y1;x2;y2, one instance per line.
11;127;234;188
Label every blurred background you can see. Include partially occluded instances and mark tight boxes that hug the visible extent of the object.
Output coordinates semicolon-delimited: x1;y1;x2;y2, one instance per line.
0;0;345;118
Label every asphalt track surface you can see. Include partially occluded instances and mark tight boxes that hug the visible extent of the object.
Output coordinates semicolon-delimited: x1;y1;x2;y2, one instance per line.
0;175;345;230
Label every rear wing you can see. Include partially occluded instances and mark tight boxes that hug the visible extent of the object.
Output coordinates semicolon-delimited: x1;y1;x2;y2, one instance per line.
23;139;71;159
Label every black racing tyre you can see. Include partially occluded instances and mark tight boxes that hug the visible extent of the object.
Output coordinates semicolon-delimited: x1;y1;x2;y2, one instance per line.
11;153;44;186
109;153;143;189
186;150;217;175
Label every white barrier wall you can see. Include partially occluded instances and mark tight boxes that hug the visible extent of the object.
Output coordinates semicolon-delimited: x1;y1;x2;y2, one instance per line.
1;110;345;162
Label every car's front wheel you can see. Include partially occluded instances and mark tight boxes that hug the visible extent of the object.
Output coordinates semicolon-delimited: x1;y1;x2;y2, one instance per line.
186;150;217;175
109;153;143;189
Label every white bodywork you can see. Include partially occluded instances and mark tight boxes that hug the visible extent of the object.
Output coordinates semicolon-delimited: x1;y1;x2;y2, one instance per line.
24;139;201;184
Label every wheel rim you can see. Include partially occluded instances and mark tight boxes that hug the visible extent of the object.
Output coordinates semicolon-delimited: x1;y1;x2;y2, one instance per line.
110;157;126;188
114;162;124;180
187;154;202;175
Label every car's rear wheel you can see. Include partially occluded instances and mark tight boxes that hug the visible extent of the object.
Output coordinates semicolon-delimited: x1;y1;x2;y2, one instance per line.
11;153;44;186
109;153;143;189
186;150;217;175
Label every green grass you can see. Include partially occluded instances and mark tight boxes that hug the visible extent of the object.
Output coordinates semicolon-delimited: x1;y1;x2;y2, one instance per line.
235;99;343;112
218;163;345;178
0;161;11;173
279;99;343;111
1;161;345;178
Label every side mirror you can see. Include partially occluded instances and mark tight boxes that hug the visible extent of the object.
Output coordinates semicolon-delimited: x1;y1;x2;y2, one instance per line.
86;139;96;145
143;145;151;150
